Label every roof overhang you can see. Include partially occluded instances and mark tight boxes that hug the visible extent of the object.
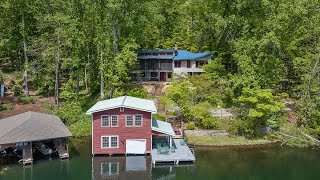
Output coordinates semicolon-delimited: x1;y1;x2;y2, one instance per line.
86;105;157;115
152;119;175;136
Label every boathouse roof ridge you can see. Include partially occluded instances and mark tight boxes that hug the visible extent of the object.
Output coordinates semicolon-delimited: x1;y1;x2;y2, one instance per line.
0;111;72;144
86;96;157;115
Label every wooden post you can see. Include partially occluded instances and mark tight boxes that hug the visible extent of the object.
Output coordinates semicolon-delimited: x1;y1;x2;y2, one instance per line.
22;142;33;166
169;136;172;149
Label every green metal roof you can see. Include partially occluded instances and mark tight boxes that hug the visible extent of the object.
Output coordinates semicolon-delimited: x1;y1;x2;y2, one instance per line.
86;96;157;115
152;118;175;136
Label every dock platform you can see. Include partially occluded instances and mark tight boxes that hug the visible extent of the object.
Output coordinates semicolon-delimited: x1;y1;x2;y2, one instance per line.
151;139;195;165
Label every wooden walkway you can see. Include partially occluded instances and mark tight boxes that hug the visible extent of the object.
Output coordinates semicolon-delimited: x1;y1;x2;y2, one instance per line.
151;139;195;165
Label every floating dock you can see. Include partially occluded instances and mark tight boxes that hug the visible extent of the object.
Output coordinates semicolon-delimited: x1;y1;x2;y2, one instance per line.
151;139;195;165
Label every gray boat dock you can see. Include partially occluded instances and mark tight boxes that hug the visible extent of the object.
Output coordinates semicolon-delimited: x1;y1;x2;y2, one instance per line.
151;139;195;165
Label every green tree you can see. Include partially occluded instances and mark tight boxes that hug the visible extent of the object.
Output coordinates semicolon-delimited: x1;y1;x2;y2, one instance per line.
232;88;285;136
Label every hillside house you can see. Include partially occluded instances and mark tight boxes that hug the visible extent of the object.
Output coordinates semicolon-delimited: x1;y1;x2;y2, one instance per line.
137;49;214;81
87;96;176;155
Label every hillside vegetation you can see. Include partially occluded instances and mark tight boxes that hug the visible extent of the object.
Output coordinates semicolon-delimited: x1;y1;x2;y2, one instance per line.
1;1;320;144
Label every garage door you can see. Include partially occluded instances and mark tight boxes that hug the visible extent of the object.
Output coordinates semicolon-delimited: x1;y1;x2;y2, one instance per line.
126;139;146;155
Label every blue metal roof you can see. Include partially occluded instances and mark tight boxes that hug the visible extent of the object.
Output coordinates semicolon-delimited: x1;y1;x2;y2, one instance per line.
173;50;214;61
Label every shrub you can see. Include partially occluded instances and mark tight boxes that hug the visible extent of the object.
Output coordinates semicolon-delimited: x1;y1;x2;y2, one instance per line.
18;96;35;104
201;117;217;129
58;102;85;125
68;117;92;137
152;114;166;121
12;85;22;96
187;122;195;130
126;88;147;98
8;80;14;89
0;103;14;111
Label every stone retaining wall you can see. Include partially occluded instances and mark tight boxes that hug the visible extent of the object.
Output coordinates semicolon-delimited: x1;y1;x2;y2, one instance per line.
184;130;229;137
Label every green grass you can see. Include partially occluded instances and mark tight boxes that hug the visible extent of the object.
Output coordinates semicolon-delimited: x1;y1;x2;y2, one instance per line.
187;136;274;146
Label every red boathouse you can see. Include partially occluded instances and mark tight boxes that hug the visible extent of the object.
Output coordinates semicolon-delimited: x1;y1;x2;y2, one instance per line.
87;96;164;155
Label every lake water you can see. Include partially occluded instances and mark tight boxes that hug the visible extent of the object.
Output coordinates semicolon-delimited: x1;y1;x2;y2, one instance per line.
1;138;320;180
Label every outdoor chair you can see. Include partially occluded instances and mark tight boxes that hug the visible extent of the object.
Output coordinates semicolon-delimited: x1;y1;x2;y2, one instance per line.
171;147;175;153
180;139;186;146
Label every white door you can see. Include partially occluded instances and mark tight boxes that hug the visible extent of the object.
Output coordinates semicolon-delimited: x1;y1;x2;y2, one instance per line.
126;139;146;154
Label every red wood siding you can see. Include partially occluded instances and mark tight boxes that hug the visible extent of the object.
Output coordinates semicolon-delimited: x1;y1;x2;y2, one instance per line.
92;108;152;155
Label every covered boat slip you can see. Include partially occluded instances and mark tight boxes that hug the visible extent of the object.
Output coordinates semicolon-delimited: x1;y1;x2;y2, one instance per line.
151;119;195;165
0;111;72;165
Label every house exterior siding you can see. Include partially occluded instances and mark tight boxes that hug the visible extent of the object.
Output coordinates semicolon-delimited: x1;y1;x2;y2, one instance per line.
92;107;152;155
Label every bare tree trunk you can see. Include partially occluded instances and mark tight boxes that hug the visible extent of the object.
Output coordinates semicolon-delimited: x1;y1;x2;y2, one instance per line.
22;15;29;96
99;46;105;99
76;68;80;94
84;42;89;93
55;33;61;105
110;11;118;54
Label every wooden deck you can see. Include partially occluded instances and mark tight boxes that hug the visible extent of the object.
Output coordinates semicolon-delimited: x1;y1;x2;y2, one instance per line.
151;139;195;165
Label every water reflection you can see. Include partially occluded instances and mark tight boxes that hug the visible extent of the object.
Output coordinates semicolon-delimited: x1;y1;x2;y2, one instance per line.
92;156;152;180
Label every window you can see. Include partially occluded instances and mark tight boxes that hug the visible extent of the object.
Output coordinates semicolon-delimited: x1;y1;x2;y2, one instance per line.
187;61;191;68
174;61;181;68
111;137;118;147
120;107;124;112
101;136;118;148
126;115;143;127
102;136;109;148
168;72;172;79
101;162;119;177
111;115;118;127
101;115;110;127
150;72;158;77
126;115;134;126
135;115;143;126
196;61;208;67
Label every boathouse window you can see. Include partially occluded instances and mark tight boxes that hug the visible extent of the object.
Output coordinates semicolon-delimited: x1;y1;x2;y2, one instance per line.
101;136;118;148
126;114;143;127
135;115;143;126
111;115;118;127
101;162;119;177
126;115;134;126
101;115;110;127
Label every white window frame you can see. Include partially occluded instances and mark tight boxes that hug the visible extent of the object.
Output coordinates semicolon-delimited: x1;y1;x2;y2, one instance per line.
101;162;119;177
101;136;119;149
110;115;119;127
120;107;124;112
126;115;134;127
134;114;143;127
101;115;110;127
125;114;143;127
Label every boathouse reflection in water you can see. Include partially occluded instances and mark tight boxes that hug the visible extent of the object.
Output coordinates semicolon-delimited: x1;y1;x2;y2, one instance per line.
92;156;151;180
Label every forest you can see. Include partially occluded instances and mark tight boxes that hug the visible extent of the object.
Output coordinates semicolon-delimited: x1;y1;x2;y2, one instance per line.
1;0;320;143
